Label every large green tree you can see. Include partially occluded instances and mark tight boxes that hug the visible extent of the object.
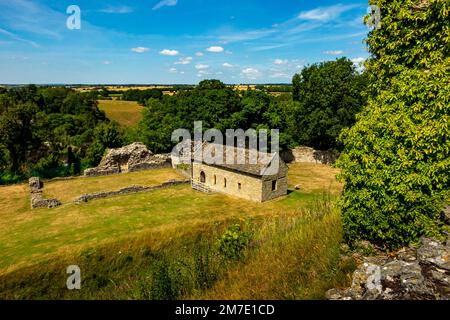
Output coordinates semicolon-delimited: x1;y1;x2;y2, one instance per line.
136;80;295;153
337;0;449;248
291;58;368;150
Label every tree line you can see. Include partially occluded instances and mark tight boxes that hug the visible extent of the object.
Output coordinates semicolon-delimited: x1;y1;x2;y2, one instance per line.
0;86;122;183
0;57;367;183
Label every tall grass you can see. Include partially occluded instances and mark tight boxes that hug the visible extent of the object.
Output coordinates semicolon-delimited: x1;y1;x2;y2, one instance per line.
0;196;353;300
194;197;355;299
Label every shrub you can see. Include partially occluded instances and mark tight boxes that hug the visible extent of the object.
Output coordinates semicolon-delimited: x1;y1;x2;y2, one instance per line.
216;223;251;260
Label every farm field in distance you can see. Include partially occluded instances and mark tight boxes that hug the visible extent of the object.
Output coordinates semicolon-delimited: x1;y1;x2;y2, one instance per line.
97;100;144;127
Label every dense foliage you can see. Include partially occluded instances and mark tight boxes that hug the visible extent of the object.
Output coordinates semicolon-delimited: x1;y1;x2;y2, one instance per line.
291;58;369;150
132;80;296;153
337;0;449;248
122;89;163;104
0;86;123;183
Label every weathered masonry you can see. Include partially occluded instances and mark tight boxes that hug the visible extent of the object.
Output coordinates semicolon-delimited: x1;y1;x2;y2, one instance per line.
191;143;288;202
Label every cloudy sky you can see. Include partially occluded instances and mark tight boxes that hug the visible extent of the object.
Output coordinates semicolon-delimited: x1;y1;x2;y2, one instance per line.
0;0;370;84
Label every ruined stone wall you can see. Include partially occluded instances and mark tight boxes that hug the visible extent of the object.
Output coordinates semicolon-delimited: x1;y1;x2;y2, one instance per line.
84;143;172;177
29;177;61;209
281;147;339;165
74;179;189;203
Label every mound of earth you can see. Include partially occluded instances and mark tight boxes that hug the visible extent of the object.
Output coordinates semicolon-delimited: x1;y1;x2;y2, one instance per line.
84;142;171;177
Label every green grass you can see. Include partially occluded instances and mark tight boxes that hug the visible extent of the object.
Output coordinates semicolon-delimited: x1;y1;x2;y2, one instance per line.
0;164;348;299
97;100;143;127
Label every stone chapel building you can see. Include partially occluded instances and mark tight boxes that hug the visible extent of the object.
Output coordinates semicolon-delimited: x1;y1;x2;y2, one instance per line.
188;143;288;202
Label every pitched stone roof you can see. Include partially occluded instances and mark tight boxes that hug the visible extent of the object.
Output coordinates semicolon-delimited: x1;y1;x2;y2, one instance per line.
193;142;285;177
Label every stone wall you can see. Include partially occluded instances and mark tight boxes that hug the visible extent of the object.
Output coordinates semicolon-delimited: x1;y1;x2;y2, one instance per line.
29;177;61;209
261;175;288;202
281;146;339;165
74;179;190;203
192;163;263;202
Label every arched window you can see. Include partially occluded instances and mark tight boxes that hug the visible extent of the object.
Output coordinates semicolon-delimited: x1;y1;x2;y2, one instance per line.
200;171;206;183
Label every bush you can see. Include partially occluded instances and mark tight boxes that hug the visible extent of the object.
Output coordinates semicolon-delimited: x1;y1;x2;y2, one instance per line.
216;223;251;260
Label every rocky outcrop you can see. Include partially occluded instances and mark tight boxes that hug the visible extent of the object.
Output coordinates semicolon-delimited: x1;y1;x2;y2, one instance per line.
84;143;171;177
74;179;190;203
326;236;450;300
280;147;338;165
29;177;61;209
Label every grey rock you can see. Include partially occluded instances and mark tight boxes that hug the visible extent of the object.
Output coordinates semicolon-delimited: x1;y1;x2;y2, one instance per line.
417;237;450;271
84;143;171;177
396;246;417;262
326;237;450;300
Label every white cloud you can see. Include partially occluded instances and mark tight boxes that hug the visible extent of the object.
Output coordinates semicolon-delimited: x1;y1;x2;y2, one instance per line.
241;67;260;79
197;69;210;77
0;28;39;48
102;61;112;65
195;52;204;57
153;0;178;11
206;46;225;53
324;50;344;55
351;57;366;64
160;49;179;56
175;57;193;65
222;63;234;68
131;47;150;53
298;4;359;22
351;57;366;72
274;59;288;65
270;72;289;78
100;6;133;14
195;64;209;70
169;67;177;73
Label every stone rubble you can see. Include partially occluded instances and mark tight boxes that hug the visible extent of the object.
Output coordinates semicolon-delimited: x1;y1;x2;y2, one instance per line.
84;142;171;177
28;177;61;209
326;234;450;300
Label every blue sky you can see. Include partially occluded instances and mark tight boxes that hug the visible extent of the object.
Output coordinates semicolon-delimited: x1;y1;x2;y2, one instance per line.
0;0;370;84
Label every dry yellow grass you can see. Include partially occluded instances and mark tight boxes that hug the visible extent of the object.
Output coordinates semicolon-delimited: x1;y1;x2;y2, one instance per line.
75;86;175;93
43;168;184;203
287;163;342;195
97;100;143;127
0;164;341;277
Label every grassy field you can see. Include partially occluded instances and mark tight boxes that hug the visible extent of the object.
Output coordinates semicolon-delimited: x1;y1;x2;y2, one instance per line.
43;168;183;203
0;163;348;299
97;100;144;127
